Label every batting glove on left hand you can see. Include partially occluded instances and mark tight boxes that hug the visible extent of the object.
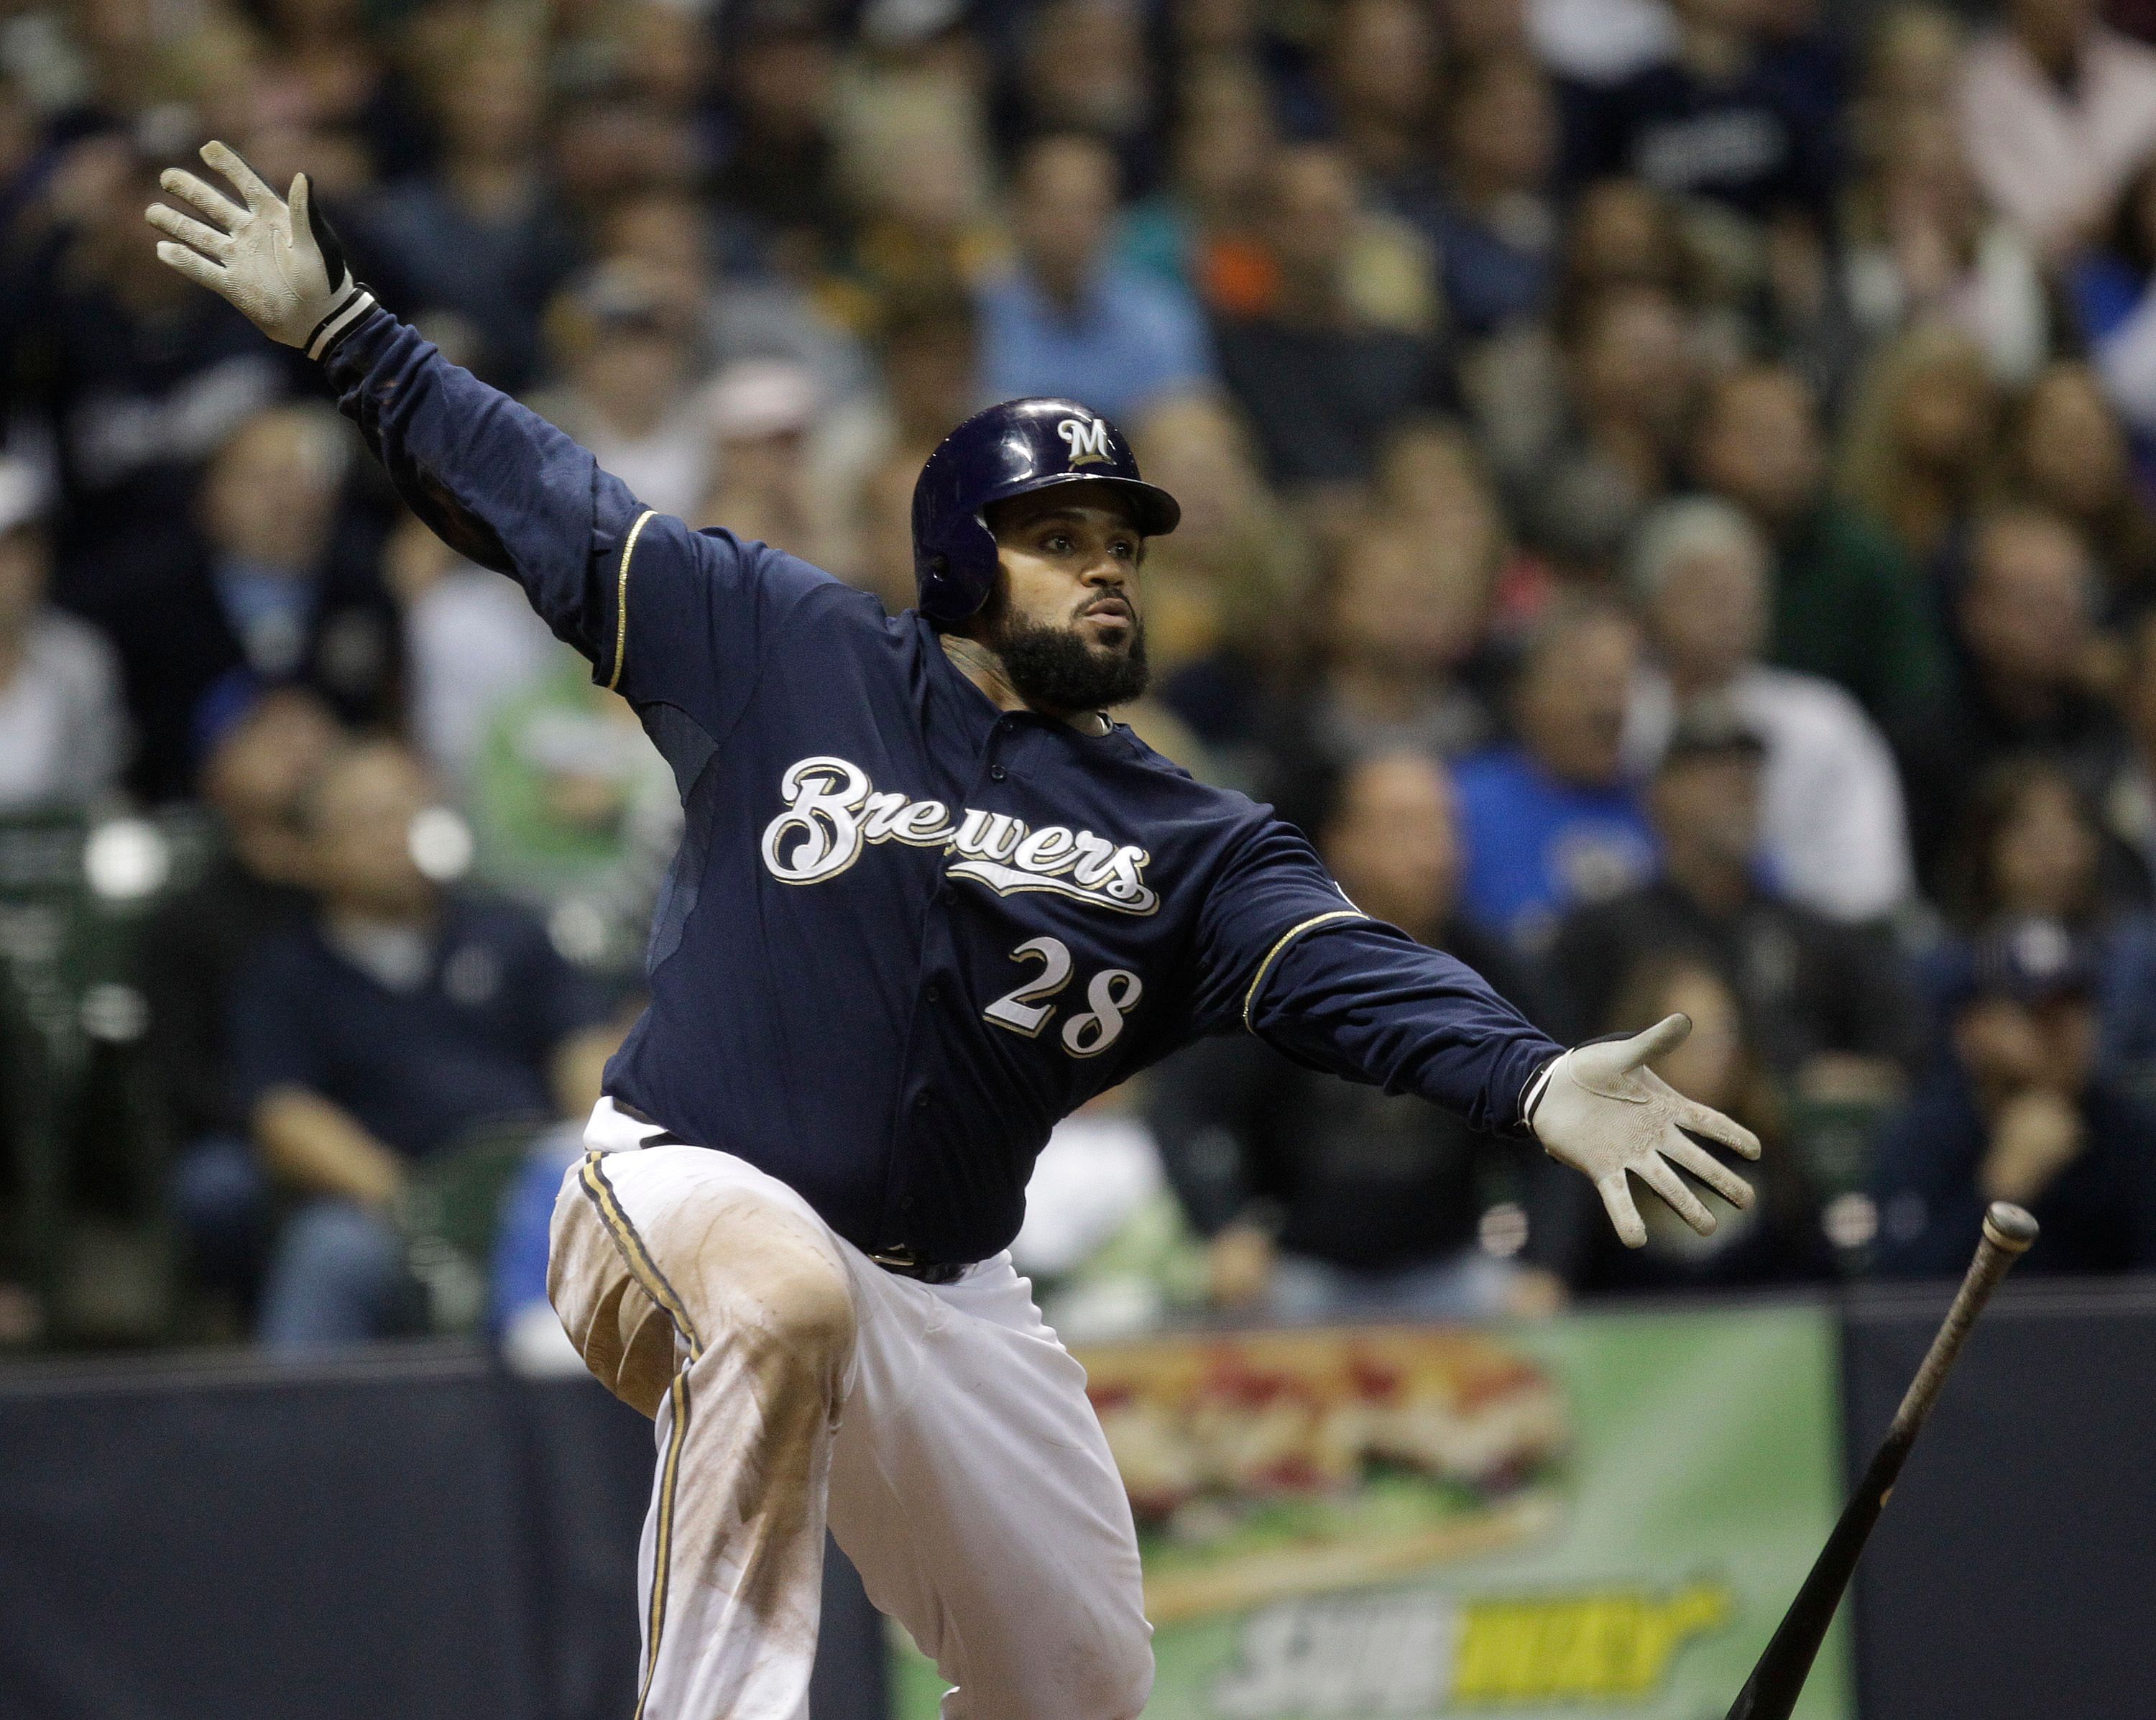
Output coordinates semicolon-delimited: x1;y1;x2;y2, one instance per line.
147;140;374;357
1526;1013;1761;1248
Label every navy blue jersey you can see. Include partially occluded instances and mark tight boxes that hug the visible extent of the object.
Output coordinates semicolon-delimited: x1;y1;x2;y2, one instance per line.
323;310;1561;1265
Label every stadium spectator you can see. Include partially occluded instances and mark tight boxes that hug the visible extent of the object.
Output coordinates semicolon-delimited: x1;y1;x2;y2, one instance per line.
847;442;934;617
11;134;287;619
388;510;558;790
866;286;982;465
2000;364;2156;609
233;740;615;1348
1837;101;2049;386
1127;395;1310;765
1118;60;1276;305
2104;611;2156;895
110;405;398;801
1006;0;1161;193
351;24;577;389
1957;0;2156;261
1212;142;1442;492
1897;508;2125;892
597;188;865;404
1467;177;1690;494
525;264;713;523
1853;4;1966;132
1453;599;1655;952
1415;50;1562;341
144;691;343;1315
1692;363;1945;727
1010;1087;1189;1342
1836;321;2000;591
713;3;845;272
1533;951;1830;1292
1623;497;1914;922
976;132;1212;426
244;0;427;188
1569;0;1837;227
1263;505;1498;806
1934;758;2156;1075
1549;707;1918;1087
0;461;129;811
1149;749;1562;1321
693;358;839;565
1874;923;2156;1276
1521;282;1697;571
1321;0;1443;200
826;78;999;315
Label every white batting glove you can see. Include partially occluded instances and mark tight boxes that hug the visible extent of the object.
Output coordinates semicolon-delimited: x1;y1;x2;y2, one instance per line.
1526;1013;1761;1248
145;140;374;357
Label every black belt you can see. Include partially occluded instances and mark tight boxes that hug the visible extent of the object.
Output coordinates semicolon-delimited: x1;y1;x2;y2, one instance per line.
867;1250;970;1285
612;1100;973;1286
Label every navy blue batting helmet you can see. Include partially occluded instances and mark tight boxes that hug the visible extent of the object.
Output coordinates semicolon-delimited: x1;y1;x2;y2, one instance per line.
911;398;1180;625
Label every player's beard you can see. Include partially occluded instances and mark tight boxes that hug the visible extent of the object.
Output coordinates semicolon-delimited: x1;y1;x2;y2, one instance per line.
983;601;1151;714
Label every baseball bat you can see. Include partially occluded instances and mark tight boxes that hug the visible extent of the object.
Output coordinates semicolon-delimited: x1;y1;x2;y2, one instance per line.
1722;1200;2040;1720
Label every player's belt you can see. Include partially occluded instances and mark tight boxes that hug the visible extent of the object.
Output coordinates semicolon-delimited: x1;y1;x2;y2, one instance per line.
613;1100;690;1146
868;1248;970;1286
616;1100;974;1286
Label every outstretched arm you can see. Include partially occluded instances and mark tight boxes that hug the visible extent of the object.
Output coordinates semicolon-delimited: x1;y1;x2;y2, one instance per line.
147;142;830;719
1199;819;1760;1248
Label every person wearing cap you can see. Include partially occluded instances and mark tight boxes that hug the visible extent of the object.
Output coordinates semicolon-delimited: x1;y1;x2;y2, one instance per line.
1623;495;1915;924
1548;701;1920;1090
691;357;839;564
1873;918;2156;1276
0;460;131;811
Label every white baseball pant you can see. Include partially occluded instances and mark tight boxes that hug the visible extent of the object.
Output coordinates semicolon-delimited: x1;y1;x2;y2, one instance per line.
548;1098;1154;1720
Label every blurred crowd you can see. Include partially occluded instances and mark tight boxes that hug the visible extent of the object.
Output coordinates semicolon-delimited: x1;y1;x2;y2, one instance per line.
4;0;2156;1353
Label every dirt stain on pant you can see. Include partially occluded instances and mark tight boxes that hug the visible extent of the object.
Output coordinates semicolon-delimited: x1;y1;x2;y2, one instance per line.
552;1159;858;1662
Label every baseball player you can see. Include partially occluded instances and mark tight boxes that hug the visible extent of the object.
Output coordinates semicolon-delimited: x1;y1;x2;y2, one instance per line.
148;144;1761;1720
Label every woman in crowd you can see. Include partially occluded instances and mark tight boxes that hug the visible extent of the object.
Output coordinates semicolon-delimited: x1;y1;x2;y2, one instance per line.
1930;756;2156;1076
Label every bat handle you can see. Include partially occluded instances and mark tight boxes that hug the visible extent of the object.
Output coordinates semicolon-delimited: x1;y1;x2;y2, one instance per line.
1884;1202;2037;1451
1721;1204;2037;1720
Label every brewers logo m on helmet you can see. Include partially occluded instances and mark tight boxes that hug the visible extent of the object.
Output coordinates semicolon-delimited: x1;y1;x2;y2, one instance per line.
910;397;1181;625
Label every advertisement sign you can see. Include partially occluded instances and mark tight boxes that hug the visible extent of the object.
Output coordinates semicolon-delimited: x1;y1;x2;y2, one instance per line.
893;1305;1851;1719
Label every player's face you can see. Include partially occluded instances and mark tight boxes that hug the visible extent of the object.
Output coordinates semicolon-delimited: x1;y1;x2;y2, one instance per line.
978;485;1152;716
987;489;1146;655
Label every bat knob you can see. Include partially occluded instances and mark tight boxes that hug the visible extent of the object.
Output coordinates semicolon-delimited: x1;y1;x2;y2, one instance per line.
1983;1202;2040;1254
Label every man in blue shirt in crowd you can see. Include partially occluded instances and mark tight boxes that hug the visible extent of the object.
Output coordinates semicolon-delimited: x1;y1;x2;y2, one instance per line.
1455;599;1658;951
231;738;617;1348
978;132;1215;423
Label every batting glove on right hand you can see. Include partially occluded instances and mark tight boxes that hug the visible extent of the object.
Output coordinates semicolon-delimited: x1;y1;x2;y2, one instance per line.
146;140;374;357
1526;1013;1761;1248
